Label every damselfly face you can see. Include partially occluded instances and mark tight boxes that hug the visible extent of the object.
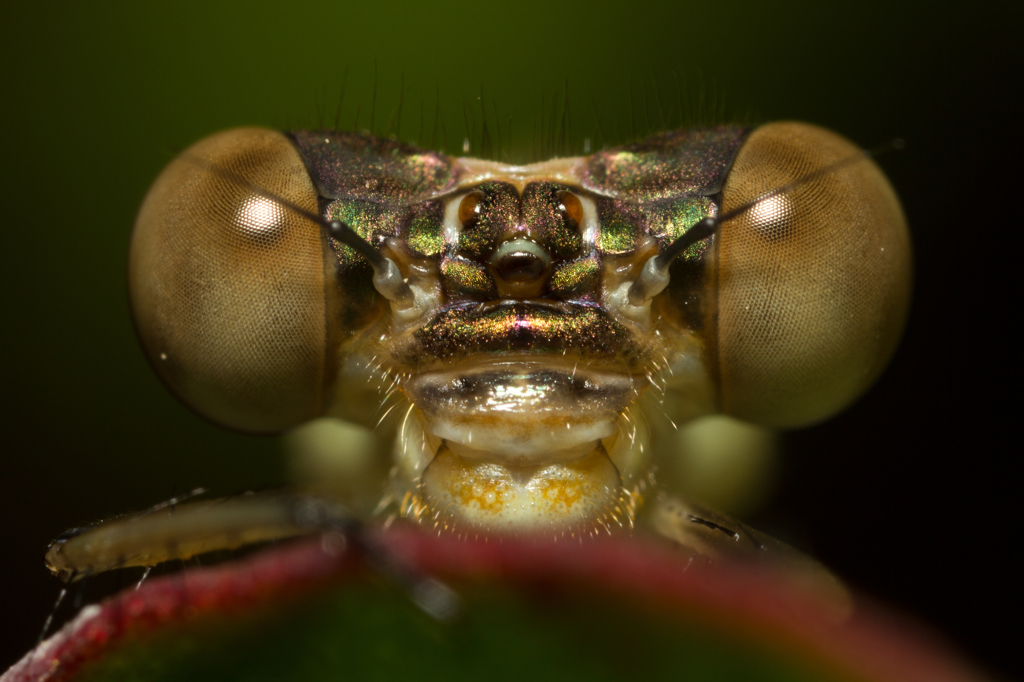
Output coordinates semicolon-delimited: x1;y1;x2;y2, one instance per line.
127;123;910;540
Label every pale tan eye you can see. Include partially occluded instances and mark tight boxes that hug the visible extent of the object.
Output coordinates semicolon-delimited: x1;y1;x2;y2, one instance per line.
458;191;483;229
557;190;584;230
714;122;912;427
129;128;334;433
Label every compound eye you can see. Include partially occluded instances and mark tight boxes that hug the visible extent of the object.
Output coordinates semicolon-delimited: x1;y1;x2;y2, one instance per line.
557;190;584;231
714;122;912;427
129;128;334;433
458;191;484;230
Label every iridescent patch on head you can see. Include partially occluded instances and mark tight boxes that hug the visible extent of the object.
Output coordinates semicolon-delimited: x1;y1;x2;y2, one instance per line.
583;126;747;202
405;201;446;256
455;182;520;260
591;194;717;257
440;257;495;299
548;255;600;298
454;181;585;262
519;183;584;259
291;131;457;271
289;130;459;204
398;303;645;366
324;199;444;269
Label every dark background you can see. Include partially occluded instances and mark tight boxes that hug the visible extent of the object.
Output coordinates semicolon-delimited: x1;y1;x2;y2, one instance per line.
1;2;1017;678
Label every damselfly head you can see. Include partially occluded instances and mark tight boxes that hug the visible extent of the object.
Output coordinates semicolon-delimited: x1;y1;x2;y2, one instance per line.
128;122;910;538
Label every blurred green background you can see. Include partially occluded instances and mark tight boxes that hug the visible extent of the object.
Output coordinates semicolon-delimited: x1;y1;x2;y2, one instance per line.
1;1;1016;678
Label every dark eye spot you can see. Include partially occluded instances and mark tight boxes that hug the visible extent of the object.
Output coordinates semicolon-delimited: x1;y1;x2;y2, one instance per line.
557;191;584;231
458;191;484;230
